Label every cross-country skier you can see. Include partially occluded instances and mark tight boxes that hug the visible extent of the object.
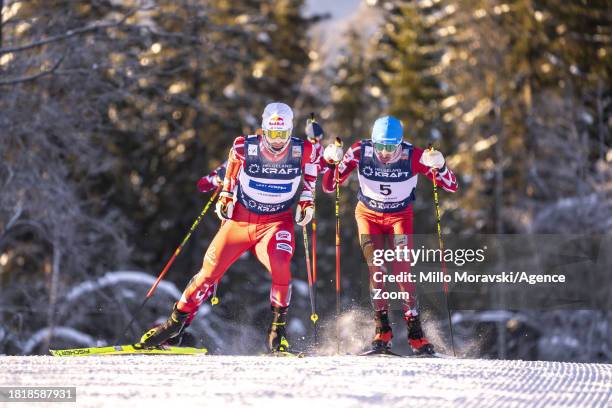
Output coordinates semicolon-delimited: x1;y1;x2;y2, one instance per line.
140;102;320;353
321;115;458;355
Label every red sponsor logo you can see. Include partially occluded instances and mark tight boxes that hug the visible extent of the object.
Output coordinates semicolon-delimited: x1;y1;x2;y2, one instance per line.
268;115;285;128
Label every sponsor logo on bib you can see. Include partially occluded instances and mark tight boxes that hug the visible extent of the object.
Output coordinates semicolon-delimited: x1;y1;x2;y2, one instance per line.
248;180;292;193
261;166;299;175
292;145;301;158
249;163;260;173
362;166;374;177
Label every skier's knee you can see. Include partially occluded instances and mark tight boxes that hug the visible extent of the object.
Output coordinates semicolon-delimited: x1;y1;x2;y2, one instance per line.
361;238;378;267
195;261;224;284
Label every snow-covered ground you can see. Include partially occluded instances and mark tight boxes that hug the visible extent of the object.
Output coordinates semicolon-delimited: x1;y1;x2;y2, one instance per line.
2;356;611;407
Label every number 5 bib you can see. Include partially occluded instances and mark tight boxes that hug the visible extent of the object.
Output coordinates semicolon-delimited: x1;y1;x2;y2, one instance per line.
357;140;418;213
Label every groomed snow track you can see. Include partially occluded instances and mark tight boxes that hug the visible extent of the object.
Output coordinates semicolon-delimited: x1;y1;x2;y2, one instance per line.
2;356;610;407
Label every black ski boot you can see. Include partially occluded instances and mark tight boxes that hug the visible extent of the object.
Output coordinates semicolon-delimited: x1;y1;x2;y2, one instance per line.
267;306;290;353
370;310;393;353
406;311;435;355
166;326;196;347
139;304;190;348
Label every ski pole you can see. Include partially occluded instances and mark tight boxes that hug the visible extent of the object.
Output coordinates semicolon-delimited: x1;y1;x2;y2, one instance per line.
147;185;221;298
308;113;319;284
312;198;317;283
305;112;320;344
334;137;343;353
311;191;318;345
302;225;319;328
429;146;456;357
116;185;221;343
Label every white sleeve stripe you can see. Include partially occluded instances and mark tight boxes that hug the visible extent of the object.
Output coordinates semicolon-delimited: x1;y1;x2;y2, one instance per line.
299;191;313;201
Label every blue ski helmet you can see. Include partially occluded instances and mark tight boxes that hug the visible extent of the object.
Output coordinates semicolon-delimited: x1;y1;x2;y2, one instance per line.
371;116;403;145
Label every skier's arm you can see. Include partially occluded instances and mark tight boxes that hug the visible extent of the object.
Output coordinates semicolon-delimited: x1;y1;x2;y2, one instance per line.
215;137;245;220
413;147;458;193
300;141;320;201
318;152;329;176
314;143;329;176
197;161;227;193
221;137;246;193
321;141;361;193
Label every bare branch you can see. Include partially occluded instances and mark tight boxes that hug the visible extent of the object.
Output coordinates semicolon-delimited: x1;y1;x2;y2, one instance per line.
5;201;22;231
0;9;135;55
0;53;65;85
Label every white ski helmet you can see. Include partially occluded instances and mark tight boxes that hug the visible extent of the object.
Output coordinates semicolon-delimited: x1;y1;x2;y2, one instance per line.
261;102;293;154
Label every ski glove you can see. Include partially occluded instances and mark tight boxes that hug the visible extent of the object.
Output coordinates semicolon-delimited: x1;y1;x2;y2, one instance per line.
305;118;324;143
197;176;220;193
421;149;445;169
215;191;235;220
295;199;314;226
323;143;344;164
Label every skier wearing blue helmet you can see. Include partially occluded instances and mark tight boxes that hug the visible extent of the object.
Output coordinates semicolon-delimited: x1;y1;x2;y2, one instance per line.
321;115;458;356
372;115;404;143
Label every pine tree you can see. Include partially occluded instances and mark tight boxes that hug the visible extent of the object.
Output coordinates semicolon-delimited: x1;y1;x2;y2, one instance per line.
374;0;452;144
328;28;383;141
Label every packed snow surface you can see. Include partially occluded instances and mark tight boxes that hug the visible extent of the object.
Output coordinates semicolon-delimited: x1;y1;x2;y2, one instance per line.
2;356;611;407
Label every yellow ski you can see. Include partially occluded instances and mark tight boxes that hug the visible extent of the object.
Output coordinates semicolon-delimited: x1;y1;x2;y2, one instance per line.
49;344;208;357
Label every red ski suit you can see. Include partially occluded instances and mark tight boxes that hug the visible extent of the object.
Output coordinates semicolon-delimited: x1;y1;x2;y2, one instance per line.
177;135;319;316
322;141;458;312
